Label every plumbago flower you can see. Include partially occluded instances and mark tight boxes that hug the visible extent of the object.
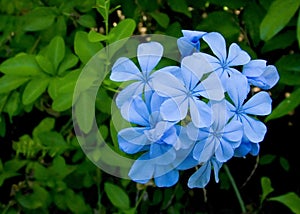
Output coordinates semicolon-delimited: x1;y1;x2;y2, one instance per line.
110;30;279;189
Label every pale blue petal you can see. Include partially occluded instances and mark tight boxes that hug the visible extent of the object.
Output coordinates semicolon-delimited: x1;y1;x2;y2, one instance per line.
243;91;272;116
110;57;141;81
177;37;199;58
137;42;163;74
190;99;212;128
242;60;266;77
161;126;178;146
148;91;166;113
226;74;249;108
193;135;217;163
250;65;279;90
215;140;234;162
149;144;176;165
120;95;150;126
182;30;207;43
211;158;223;183
129;153;154;181
227;43;250;66
175;148;198;170
154;168;179;187
222;120;243;146
188;162;211;188
118;127;150;154
198;72;224;100
234;140;251;157
115;82;144;108
182;53;214;80
203;32;227;61
241;115;267;143
151;71;186;97
160;96;188;122
196;53;221;71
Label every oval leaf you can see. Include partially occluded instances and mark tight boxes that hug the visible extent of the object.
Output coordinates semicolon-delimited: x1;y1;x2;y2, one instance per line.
46;36;65;71
0;75;29;93
23;7;56;31
22;78;50;105
74;31;103;64
260;0;300;41
261;177;274;203
266;87;300;121
108;18;136;44
104;182;130;209
269;192;300;214
36;55;55;75
0;54;43;76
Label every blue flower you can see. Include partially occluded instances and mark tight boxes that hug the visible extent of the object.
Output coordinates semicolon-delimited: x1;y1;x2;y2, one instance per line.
152;53;224;128
242;59;280;90
187;101;243;163
187;157;223;188
199;32;251;89
234;136;260;157
226;74;272;143
177;30;206;58
117;91;190;187
110;42;179;108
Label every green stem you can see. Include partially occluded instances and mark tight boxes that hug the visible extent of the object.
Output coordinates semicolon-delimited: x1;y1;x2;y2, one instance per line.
224;164;247;214
134;188;146;210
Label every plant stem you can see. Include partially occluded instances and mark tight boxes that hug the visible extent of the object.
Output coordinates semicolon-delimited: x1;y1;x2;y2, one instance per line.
224;164;247;214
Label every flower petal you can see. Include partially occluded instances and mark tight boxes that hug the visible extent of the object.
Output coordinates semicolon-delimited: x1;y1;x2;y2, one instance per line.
121;95;151;126
154;167;179;187
243;91;272;116
226;73;249;108
242;60;266;77
110;57;141;81
190;98;212;128
211;158;223;183
215;139;234;162
198;72;224;101
137;42;163;74
149;144;176;165
129;153;154;181
118;127;150;154
193;135;217;163
222;120;243;146
227;43;250;66
115;82;144;108
160;96;188;122
202;32;227;61
188;162;211;188
241;115;267;143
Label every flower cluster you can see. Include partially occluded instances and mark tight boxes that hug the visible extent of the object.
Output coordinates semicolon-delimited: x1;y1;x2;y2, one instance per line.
110;30;279;188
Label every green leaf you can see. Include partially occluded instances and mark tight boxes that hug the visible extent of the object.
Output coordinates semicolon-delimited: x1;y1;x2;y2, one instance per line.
36;55;55;75
74;91;95;133
0;54;43;76
57;53;79;75
279;157;290;172
260;0;300;41
77;14;97;28
266;87;300;121
0;75;29;94
262;30;296;53
149;12;170;28
33;117;55;138
16;184;51;209
104;182;130;209
23;7;56;31
196;11;240;42
88;30;108;42
46;36;65;71
269;192;300;213
108;18;136;44
259;154;276;165
0;115;5;137
261;177;274;203
66;189;92;214
168;0;191;17
276;54;300;85
22;78;50;105
3;91;21;120
52;93;73;112
48;78;60;99
38;132;68;157
74;31;103;64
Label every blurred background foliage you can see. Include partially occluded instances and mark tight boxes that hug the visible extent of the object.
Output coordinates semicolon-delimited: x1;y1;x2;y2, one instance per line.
0;0;300;213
